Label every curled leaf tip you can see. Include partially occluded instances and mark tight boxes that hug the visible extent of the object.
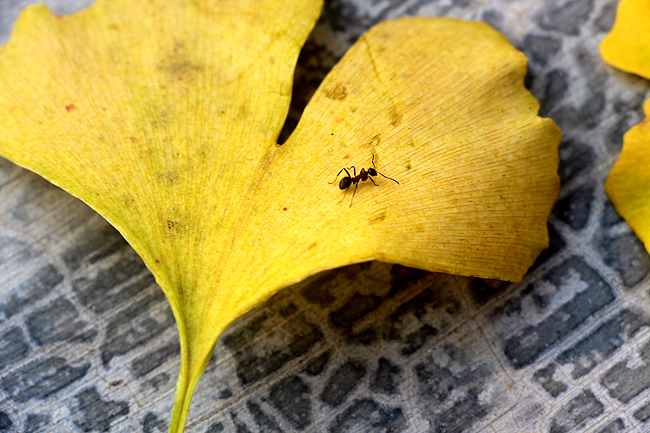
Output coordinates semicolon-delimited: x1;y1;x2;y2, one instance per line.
0;2;560;431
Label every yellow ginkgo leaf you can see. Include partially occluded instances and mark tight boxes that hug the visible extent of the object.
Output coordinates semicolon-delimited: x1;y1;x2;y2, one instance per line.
0;0;560;431
600;0;650;79
606;98;650;252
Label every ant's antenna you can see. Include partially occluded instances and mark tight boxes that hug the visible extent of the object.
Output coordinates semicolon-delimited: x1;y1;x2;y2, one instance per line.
371;154;399;184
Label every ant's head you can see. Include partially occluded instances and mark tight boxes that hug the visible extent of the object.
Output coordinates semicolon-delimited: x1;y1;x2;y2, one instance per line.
339;176;352;190
368;167;377;176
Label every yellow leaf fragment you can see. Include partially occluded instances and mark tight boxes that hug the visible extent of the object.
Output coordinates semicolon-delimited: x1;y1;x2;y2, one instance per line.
606;98;650;252
0;0;560;431
601;0;650;254
600;0;650;79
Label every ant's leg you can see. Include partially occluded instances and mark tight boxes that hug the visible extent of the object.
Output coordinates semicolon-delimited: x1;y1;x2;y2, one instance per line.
368;176;378;186
329;168;353;184
329;168;346;184
349;166;357;178
338;186;349;203
371;153;376;168
349;182;359;207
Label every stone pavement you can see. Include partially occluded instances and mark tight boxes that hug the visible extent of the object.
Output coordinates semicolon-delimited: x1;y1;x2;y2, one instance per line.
1;0;650;431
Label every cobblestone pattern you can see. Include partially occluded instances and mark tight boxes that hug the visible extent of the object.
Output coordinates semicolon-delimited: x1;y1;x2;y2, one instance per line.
1;0;650;431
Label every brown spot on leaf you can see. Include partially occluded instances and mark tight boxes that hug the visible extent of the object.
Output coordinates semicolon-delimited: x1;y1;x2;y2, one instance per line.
157;170;179;184
324;83;347;100
390;109;403;126
158;42;203;82
65;104;76;112
368;211;387;224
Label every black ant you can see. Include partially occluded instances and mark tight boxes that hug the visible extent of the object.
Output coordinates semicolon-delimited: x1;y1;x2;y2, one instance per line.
330;154;399;206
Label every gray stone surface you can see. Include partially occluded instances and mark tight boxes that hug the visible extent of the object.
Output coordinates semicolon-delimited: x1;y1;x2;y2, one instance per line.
1;0;650;431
